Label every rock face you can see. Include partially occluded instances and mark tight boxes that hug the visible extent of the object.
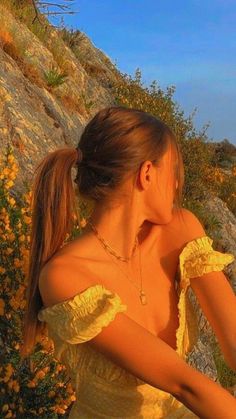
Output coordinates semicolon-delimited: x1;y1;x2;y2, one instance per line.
0;4;120;194
187;195;236;384
204;195;236;292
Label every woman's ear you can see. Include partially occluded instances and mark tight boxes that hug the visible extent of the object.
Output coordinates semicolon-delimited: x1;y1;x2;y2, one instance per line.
139;161;154;190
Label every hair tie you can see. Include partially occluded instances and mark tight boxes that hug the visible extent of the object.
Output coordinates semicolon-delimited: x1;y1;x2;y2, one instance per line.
76;147;83;164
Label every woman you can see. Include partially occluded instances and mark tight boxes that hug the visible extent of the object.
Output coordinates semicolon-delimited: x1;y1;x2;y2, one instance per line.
20;106;236;418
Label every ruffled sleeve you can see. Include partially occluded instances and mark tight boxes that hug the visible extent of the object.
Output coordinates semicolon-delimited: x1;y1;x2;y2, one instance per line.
175;235;235;359
179;235;235;290
37;284;128;345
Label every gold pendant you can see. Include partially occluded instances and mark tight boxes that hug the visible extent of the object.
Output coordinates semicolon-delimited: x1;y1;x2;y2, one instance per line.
140;291;147;305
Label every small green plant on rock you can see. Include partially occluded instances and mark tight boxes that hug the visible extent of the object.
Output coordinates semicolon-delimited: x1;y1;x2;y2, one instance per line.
43;65;68;87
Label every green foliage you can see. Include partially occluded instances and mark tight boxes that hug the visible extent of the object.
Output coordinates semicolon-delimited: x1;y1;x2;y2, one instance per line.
113;68;197;144
112;68;216;212
181;137;214;203
43;65;68;87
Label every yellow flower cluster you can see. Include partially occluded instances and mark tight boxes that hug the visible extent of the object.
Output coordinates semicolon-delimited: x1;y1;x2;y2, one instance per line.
80;217;87;228
7;379;20;392
0;207;11;239
26;366;52;391
22;190;33;207
0;363;14;383
0;151;19;190
46;377;76;414
9;285;25;310
6;196;16;207
0;148;88;415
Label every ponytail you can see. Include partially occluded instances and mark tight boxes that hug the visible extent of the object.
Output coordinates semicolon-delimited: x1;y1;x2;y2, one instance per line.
20;147;79;360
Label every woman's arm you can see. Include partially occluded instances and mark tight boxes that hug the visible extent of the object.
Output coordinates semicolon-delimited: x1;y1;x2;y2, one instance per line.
41;258;236;417
177;208;236;371
190;269;236;372
89;310;236;418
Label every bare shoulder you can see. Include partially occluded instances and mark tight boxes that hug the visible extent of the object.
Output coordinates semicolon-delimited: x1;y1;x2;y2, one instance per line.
171;207;207;243
38;235;100;308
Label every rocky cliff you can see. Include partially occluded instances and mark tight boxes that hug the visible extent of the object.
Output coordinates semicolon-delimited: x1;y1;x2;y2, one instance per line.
0;3;121;194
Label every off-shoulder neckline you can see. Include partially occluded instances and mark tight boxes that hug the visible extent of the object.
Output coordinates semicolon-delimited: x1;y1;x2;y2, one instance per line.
39;283;112;313
38;235;220;314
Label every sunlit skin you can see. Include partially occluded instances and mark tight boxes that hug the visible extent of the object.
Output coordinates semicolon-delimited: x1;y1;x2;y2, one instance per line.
40;142;183;349
38;142;236;416
81;141;178;261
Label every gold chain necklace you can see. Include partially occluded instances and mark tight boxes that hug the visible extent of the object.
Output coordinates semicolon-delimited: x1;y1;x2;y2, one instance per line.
87;220;147;305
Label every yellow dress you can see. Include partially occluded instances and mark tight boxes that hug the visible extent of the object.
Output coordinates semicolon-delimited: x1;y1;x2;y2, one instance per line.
38;235;235;418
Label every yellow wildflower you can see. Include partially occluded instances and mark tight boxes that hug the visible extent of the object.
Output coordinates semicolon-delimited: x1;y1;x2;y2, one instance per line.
27;380;36;388
13;258;22;268
56;381;64;387
35;370;46;380
8;172;17;181
8;232;15;242
80;218;87;228
11;162;18;171
2;168;10;176
19;234;25;242
5;180;14;189
7;155;15;164
9;296;20;310
8;379;19;392
2;364;13;382
56;364;64;372
7;196;15;206
55;407;66;414
23;215;31;224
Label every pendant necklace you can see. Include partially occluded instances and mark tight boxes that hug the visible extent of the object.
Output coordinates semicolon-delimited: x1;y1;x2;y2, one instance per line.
87;220;148;305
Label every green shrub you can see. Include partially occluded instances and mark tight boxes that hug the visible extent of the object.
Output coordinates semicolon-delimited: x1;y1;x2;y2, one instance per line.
43;65;68;87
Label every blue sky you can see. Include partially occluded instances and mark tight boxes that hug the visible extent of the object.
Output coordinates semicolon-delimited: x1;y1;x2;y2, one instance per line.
48;0;236;145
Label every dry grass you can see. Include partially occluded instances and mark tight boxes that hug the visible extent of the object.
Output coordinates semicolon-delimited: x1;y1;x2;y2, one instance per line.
59;93;87;116
0;27;46;88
